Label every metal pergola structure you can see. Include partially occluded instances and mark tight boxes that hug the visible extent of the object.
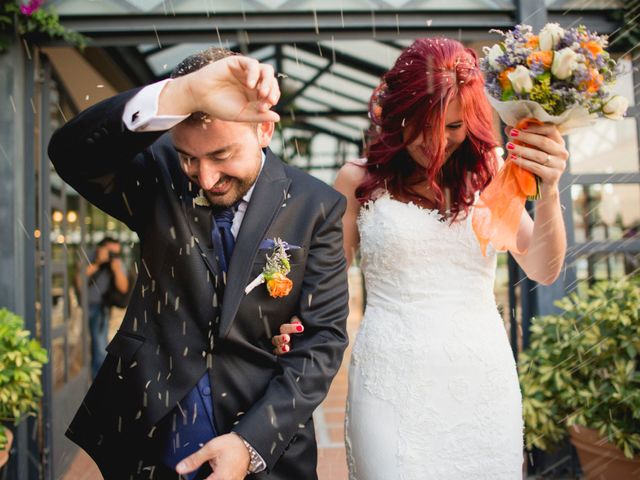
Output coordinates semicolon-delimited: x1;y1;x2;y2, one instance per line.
50;2;625;167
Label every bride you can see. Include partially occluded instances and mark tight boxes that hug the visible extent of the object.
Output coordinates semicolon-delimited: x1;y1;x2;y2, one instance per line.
339;37;568;479
275;37;568;478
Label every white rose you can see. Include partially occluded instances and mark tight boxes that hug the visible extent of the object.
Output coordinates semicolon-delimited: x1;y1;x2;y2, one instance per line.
602;95;629;120
484;44;504;69
551;47;579;80
507;65;534;94
539;23;565;51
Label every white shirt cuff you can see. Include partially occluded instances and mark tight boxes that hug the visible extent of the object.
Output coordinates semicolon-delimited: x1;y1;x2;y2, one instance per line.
122;79;189;132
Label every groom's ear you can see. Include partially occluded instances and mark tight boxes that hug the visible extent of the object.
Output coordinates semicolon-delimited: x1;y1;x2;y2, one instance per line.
257;121;275;148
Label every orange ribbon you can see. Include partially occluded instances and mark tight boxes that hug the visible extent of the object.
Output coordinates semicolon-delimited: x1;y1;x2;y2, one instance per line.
472;118;543;256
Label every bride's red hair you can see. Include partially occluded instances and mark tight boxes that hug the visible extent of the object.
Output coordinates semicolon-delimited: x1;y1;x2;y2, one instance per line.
357;38;498;219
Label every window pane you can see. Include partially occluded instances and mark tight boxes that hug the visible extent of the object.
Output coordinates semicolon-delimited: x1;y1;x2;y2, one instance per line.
568;118;639;174
568;57;637;174
571;183;640;243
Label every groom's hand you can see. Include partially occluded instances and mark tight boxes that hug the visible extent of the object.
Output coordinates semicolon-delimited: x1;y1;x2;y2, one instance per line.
272;316;304;355
176;432;250;480
158;55;281;123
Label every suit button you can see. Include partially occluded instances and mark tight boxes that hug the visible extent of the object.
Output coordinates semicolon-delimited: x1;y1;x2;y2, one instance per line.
202;386;211;396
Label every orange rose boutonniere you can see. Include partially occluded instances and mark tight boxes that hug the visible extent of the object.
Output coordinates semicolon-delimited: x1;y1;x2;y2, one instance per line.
266;272;293;298
244;238;293;298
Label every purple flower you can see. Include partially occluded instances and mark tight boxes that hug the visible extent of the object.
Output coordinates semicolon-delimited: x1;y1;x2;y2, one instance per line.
20;0;45;16
528;61;546;77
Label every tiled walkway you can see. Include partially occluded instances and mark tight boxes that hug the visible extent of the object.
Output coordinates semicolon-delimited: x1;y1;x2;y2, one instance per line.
64;269;363;480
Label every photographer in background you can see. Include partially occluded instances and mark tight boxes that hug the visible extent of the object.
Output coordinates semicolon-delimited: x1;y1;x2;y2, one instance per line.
85;237;130;379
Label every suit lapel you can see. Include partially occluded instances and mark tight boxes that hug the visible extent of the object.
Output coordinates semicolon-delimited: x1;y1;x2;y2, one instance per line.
219;150;291;338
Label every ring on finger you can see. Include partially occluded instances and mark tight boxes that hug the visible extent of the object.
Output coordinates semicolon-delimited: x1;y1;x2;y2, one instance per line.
543;154;552;166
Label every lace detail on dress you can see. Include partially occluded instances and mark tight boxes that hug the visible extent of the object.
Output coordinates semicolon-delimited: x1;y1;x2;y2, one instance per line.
346;193;523;480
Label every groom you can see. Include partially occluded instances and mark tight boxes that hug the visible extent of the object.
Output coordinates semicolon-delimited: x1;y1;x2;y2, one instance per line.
48;48;349;479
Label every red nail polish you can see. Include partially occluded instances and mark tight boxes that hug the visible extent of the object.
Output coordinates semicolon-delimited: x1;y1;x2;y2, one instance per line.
283;345;289;352
510;129;519;137
296;325;303;332
510;153;517;160
507;142;515;150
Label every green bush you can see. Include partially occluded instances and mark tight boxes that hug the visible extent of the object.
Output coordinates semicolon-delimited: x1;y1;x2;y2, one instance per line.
0;308;48;450
519;276;640;459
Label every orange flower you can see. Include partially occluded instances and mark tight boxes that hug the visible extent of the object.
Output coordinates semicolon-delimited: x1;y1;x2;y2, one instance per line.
526;50;553;70
581;68;603;94
581;40;603;57
498;67;515;90
525;35;539;49
266;273;293;298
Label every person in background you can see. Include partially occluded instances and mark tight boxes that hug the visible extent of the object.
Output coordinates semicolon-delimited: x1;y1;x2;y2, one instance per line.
85;237;129;378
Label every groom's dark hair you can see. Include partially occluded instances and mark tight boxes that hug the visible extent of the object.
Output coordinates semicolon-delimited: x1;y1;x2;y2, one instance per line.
170;47;238;79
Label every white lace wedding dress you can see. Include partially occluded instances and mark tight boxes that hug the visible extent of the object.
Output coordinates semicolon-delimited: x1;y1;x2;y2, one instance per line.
345;193;523;479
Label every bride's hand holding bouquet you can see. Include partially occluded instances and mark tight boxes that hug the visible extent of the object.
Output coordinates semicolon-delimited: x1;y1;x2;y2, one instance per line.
473;23;629;255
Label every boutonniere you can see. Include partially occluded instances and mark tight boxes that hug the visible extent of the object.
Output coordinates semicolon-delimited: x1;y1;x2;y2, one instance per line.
245;238;293;297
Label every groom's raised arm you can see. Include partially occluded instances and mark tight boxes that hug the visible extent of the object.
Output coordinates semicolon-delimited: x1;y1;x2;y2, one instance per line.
47;87;170;232
48;56;281;233
232;194;350;470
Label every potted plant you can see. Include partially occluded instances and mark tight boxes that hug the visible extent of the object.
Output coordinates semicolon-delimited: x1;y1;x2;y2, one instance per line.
519;276;640;479
0;308;48;469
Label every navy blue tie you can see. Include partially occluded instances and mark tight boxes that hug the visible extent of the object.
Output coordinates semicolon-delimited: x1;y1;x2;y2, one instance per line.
161;206;237;477
212;205;236;272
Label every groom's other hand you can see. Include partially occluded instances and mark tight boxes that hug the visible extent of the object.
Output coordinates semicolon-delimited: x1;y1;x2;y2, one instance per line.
158;54;281;123
272;316;304;355
176;432;250;480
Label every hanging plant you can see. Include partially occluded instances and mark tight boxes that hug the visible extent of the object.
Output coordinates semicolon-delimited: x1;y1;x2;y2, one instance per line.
0;0;87;53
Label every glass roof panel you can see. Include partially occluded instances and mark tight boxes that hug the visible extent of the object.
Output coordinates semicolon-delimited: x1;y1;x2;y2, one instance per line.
320;40;401;70
299;110;368;134
328;63;381;88
144;43;216;76
545;0;623;7
304;117;364;139
293;96;330;111
282;45;329;69
311;75;372;104
408;0;513;9
52;0;516;15
304;85;367;110
282;58;327;82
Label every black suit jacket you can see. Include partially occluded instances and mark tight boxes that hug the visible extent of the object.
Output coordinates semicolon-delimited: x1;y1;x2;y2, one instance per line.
48;88;349;479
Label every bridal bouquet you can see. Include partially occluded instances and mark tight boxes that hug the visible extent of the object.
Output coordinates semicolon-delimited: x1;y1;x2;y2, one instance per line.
473;23;629;255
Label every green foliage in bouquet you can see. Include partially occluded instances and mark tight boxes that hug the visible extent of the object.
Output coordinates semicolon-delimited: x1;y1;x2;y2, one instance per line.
0;308;48;450
0;0;86;54
519;277;640;459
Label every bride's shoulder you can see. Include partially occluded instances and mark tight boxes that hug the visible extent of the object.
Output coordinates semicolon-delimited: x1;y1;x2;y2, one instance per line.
335;159;367;191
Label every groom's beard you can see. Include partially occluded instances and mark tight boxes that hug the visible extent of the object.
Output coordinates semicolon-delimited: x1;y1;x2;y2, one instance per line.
204;155;261;208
